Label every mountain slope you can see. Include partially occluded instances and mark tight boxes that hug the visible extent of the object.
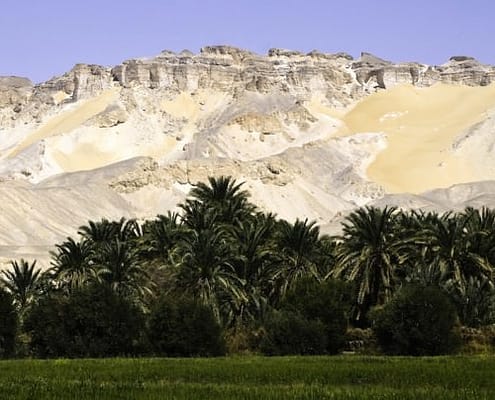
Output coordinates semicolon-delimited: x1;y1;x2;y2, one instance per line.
1;47;495;266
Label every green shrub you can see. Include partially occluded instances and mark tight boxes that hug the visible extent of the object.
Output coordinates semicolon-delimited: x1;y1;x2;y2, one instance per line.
260;310;328;355
148;296;225;357
371;285;461;356
0;289;17;358
23;295;68;357
282;278;350;354
25;285;145;358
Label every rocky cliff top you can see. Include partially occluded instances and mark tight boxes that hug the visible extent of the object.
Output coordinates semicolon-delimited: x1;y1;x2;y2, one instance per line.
2;46;494;129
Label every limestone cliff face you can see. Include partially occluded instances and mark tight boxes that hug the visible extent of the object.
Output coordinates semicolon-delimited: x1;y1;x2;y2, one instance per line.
109;46;355;106
4;46;494;127
352;52;495;89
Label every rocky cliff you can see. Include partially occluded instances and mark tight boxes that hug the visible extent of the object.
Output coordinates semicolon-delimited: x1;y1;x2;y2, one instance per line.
4;46;495;126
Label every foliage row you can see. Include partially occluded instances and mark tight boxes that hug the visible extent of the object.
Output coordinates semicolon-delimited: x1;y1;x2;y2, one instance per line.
2;176;495;356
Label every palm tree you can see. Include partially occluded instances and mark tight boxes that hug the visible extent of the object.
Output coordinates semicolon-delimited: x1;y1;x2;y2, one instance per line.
96;240;153;303
187;176;255;225
1;259;42;314
446;275;495;327
422;213;493;287
190;175;248;204
175;226;245;324
50;237;95;293
115;218;142;242
139;212;183;263
393;209;443;283
271;218;321;301
232;219;275;281
461;207;495;266
405;260;449;288
78;218;119;244
229;218;277;325
180;200;219;232
330;206;411;321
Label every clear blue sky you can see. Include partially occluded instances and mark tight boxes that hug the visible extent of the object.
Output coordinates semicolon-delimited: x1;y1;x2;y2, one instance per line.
1;0;494;83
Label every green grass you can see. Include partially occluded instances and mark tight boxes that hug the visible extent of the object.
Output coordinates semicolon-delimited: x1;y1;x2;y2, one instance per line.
2;356;495;399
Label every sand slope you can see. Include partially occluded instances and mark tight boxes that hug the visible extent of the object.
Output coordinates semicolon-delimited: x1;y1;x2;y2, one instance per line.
340;83;495;193
9;89;119;158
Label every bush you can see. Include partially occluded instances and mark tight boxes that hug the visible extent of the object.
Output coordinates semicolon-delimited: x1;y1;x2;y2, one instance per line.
25;285;145;358
23;295;68;357
371;285;461;356
148;296;225;357
260;310;328;355
344;328;378;354
282;278;350;354
0;289;17;358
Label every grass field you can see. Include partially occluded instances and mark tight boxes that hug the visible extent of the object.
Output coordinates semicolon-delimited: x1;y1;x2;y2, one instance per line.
2;356;495;399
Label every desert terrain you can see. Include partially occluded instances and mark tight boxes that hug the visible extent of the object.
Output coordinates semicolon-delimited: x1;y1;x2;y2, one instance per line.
1;48;495;266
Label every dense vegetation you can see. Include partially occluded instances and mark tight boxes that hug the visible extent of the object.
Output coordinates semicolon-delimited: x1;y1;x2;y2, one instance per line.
1;356;495;399
2;176;495;357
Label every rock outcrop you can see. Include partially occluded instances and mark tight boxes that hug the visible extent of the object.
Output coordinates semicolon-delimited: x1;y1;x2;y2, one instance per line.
0;76;33;126
3;47;494;129
351;52;495;89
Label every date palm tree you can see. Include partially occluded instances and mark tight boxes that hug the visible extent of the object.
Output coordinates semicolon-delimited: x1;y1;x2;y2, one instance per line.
461;207;495;266
420;213;493;291
96;240;153;304
116;218;142;242
393;209;444;283
446;275;495;327
180;200;219;232
50;237;95;293
175;226;245;324
1;259;42;314
271;218;321;301
187;176;255;225
330;207;411;321
230;218;277;325
78;218;118;244
139;212;183;263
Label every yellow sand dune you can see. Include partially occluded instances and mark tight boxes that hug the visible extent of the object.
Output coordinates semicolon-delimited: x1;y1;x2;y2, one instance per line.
340;84;495;193
9;89;118;158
